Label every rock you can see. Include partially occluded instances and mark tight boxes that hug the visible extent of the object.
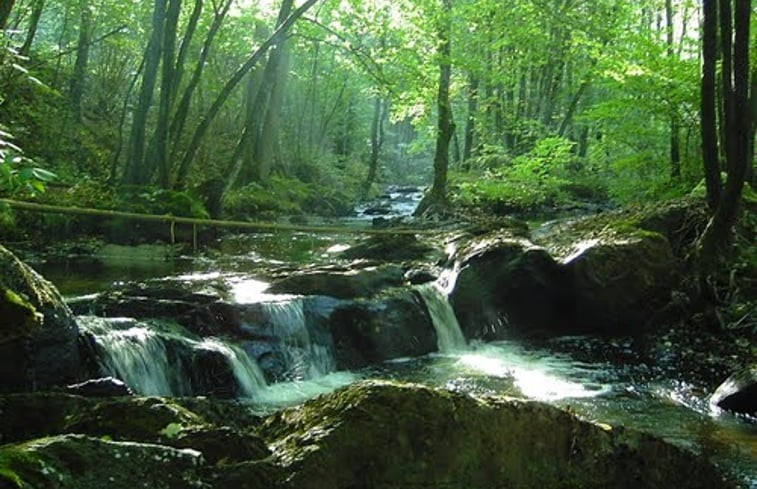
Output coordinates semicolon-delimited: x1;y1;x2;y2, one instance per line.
450;234;569;339
268;263;406;299
710;366;757;417
339;234;437;262
327;290;437;369
0;434;204;489
559;230;678;333
0;244;80;392
63;377;133;397
362;205;392;216
171;426;270;464
262;380;731;489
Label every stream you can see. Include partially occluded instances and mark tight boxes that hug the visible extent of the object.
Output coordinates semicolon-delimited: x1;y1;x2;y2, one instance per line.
30;186;757;487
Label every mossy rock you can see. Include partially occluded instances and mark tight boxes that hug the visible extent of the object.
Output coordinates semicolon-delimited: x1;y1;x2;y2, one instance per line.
0;393;204;445
262;380;733;489
0;244;80;392
0;435;204;489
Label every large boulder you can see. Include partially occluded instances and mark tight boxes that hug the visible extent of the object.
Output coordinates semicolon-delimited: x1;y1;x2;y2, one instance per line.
450;234;570;339
556;230;679;333
0;244;80;392
0;385;736;488
326;289;438;369
261;380;732;489
710;366;757;417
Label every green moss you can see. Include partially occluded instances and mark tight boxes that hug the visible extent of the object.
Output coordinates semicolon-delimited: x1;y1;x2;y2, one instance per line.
0;287;42;341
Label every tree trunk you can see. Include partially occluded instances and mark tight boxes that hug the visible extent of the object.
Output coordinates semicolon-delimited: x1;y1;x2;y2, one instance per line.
151;0;181;188
253;16;292;182
698;0;751;263
362;96;383;196
19;0;44;56
0;0;15;32
174;0;319;188
69;0;92;123
665;0;681;179
169;0;232;159
123;0;166;186
463;74;478;167
172;0;202;96
415;0;453;217
700;0;721;211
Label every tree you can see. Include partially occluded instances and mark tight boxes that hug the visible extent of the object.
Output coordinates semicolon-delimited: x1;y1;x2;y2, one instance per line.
697;0;751;263
0;1;15;32
415;0;453;216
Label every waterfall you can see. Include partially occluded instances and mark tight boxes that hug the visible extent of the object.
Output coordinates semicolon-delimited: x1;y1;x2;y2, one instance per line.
260;298;336;380
196;338;267;398
416;268;467;353
79;316;267;398
92;323;185;396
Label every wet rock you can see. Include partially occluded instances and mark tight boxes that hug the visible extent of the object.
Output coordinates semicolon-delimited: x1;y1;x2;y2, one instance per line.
63;377;133;397
0;244;81;392
268;263;406;299
75;284;240;338
450;234;569;339
339;234;437;262
0;434;204;489
710;366;757;417
262;380;731;489
327;289;437;369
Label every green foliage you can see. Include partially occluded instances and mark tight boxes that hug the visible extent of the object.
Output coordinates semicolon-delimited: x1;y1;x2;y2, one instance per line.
223;176;311;219
0;127;57;197
453;137;604;215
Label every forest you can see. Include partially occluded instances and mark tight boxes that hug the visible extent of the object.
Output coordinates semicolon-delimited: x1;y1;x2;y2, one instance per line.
0;0;755;488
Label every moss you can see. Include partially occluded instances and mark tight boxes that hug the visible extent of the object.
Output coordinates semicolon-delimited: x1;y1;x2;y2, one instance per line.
0;287;42;342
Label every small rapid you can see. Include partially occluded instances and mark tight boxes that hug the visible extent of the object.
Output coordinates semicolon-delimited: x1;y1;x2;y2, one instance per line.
80;316;267;398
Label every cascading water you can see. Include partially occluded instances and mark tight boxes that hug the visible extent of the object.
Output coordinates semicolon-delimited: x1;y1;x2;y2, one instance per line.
195;338;267;398
259;298;336;380
416;267;467;353
79;316;267;397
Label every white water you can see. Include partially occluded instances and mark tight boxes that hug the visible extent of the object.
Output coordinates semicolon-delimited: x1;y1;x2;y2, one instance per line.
80;316;267;397
196;338;267;398
416;267;467;353
260;298;336;380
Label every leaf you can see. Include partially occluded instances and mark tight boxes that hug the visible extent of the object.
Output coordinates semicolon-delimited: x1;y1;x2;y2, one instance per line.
31;168;57;182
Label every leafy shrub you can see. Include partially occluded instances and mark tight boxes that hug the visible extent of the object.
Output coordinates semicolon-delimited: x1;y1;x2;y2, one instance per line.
452;137;605;215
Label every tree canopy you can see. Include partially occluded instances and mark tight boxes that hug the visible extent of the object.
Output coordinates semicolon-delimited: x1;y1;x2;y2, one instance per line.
0;0;752;225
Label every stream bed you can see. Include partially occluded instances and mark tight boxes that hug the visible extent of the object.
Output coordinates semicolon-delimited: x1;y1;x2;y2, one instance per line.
24;188;757;487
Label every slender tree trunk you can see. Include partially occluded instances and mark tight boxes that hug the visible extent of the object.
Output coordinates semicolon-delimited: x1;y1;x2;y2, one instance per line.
19;0;44;56
174;0;319;188
151;0;181;188
123;0;166;185
69;0;92;123
415;0;453;216
0;0;15;32
666;0;681;179
363;96;383;196
700;0;721;211
172;0;202;96
463;74;478;167
169;0;232;160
